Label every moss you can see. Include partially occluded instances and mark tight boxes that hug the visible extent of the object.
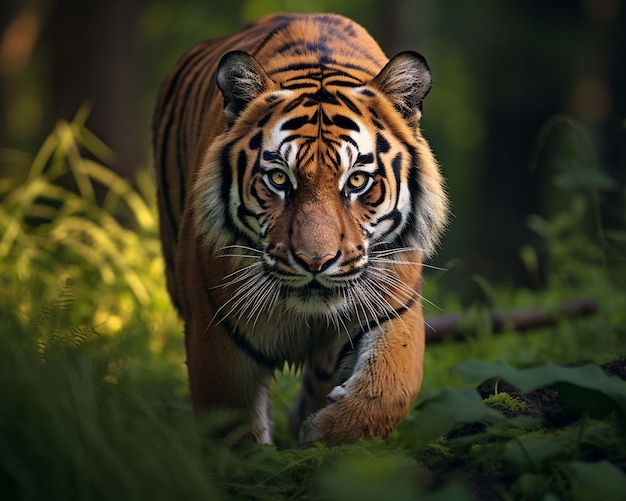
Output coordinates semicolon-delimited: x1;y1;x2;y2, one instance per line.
420;437;454;469
484;392;530;414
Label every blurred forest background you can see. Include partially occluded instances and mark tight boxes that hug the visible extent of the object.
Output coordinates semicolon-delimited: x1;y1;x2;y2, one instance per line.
0;0;624;298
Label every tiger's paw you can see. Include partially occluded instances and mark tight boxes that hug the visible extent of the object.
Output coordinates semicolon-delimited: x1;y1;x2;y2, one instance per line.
298;400;362;446
298;386;403;446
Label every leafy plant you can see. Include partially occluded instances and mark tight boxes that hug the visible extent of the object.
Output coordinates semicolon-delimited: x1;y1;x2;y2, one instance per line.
455;360;626;419
0;108;182;362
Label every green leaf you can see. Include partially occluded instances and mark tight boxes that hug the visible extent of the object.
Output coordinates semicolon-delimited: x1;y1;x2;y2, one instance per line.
399;388;505;450
453;360;626;418
555;382;618;420
503;434;572;472
317;453;421;501
565;460;626;501
553;160;618;192
423;481;474;501
317;451;474;501
513;472;547;498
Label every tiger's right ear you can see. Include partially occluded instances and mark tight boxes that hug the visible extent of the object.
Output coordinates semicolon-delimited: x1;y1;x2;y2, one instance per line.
216;51;276;126
370;51;432;123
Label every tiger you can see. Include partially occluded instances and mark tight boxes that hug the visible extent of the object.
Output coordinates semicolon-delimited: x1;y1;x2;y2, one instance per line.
153;12;448;446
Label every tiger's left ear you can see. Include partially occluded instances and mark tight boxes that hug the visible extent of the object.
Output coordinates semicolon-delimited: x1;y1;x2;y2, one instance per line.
370;51;432;122
217;50;276;126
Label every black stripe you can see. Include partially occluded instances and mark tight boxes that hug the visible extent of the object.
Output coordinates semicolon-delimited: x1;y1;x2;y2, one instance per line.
313;365;334;381
236;149;247;205
332;114;360;132
274;40;300;55
391;153;402;179
340;134;358;148
156;47;211;245
249;131;262;150
367;174;386;207
281;115;310;131
258;113;272;127
262;150;282;163
391;152;403;202
268;61;373;79
283;95;307;113
334;283;421;371
372;209;403;236
321;134;342;149
311;88;339;105
335;268;363;279
219;141;236;232
335;330;365;370
226;319;282;370
303;371;316;395
376;133;390;153
158;133;180;244
340;253;363;268
323;70;364;81
357;153;374;165
282;82;319;90
268;62;323;75
336;90;362;115
324;79;362;88
280;133;310;147
198;247;281;371
251;21;292;56
397;147;422;246
296;142;314;166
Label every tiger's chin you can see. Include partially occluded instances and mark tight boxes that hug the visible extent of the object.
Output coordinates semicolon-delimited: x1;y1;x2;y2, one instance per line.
283;283;347;317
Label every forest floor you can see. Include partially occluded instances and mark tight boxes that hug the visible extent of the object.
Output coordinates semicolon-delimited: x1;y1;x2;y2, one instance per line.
432;358;626;499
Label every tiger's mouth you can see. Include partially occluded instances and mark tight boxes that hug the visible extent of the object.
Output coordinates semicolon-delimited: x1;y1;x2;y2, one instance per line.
293;280;333;299
284;280;341;310
304;280;323;290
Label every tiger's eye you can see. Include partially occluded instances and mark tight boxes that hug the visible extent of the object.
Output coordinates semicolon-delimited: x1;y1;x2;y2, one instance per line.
270;170;288;187
348;172;368;190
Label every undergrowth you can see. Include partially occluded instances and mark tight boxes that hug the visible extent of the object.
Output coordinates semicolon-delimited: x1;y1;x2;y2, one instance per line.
1;113;624;500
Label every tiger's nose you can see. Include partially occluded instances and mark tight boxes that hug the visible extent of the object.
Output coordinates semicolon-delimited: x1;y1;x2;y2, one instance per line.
294;251;339;273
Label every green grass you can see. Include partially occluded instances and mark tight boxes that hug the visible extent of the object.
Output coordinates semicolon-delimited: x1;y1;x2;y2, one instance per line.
1;114;625;500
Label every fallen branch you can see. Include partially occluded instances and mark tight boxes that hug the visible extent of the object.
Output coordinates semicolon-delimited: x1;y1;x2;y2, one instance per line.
425;298;599;344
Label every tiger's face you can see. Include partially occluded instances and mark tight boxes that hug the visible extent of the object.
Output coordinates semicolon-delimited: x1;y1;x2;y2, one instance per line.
193;51;446;322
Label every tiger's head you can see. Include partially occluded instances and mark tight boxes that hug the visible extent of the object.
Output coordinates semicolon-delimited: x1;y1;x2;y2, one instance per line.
192;50;447;322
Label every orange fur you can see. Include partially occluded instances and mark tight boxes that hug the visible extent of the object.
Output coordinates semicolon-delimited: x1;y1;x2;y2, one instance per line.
153;13;447;445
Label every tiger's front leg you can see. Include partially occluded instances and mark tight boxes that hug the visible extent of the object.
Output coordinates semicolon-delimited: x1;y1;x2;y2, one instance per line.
176;224;276;444
185;318;275;444
298;303;425;446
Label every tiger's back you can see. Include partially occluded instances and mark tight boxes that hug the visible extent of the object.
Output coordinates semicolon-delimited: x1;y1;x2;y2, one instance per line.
153;13;447;445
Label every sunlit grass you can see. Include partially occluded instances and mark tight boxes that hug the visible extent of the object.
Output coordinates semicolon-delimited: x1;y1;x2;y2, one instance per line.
0;109;182;357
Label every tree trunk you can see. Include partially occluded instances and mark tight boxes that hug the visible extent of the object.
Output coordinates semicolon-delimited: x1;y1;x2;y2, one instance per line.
50;0;142;178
